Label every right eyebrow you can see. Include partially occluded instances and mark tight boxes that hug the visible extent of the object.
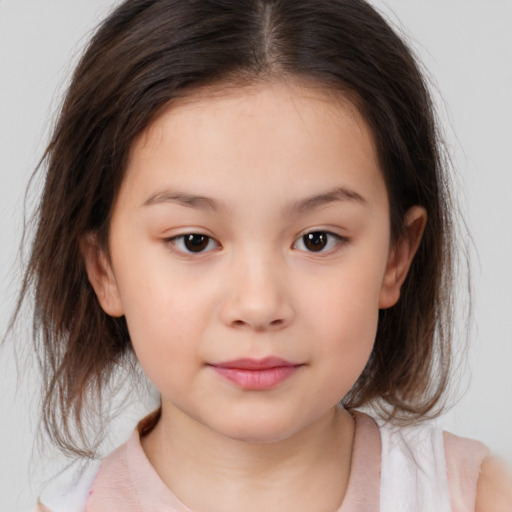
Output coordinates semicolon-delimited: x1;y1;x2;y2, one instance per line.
142;190;231;214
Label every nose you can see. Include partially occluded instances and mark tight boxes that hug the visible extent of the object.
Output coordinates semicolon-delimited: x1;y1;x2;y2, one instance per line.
218;250;295;332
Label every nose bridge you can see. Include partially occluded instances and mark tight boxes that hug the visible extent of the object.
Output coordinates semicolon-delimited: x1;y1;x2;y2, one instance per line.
220;240;294;330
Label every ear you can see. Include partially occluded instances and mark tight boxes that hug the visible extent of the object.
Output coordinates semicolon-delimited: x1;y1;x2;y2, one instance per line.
379;206;427;309
80;233;124;317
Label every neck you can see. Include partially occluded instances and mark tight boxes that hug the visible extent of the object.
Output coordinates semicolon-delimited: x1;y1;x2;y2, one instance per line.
142;404;355;512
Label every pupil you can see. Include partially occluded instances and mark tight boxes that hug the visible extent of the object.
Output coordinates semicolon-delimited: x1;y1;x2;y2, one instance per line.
304;232;327;251
184;234;208;252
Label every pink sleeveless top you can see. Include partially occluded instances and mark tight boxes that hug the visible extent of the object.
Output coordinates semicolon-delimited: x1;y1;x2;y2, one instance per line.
36;411;489;512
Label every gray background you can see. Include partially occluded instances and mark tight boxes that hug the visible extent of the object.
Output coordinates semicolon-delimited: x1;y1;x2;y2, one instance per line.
1;1;511;510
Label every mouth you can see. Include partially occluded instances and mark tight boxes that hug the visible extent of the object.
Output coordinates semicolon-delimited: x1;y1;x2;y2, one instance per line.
208;357;303;390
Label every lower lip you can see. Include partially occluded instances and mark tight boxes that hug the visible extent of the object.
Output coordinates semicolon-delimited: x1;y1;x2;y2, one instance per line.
211;365;300;390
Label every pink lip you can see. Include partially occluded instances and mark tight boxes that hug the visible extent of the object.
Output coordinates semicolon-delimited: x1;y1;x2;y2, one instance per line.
209;357;302;390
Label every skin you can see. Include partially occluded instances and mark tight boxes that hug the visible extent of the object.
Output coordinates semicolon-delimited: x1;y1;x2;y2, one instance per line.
83;80;430;511
475;457;512;512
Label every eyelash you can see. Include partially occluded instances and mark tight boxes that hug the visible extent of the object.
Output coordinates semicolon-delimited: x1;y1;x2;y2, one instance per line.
165;230;347;256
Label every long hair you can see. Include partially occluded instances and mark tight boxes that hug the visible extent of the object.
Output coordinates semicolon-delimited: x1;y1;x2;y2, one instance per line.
14;0;457;457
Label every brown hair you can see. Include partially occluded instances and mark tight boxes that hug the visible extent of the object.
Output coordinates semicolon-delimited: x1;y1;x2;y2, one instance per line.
15;0;458;457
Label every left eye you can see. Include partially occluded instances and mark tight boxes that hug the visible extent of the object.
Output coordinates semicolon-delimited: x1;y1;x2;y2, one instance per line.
293;231;344;253
167;234;219;253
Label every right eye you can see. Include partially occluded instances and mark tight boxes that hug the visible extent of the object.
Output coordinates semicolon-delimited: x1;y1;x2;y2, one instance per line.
165;233;219;254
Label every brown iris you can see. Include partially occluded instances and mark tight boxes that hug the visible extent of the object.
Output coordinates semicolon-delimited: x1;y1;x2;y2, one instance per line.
303;232;328;251
184;234;210;252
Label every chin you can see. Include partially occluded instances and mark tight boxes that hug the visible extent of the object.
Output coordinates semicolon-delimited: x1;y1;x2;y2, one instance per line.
211;412;306;445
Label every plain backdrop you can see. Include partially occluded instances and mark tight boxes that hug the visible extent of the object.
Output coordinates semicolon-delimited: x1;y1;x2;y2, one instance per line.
1;1;511;510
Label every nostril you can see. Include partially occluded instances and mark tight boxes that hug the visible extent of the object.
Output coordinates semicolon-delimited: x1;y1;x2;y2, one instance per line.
230;318;286;330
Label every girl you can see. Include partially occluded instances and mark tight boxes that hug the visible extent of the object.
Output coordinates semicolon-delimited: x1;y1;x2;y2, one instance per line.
7;0;511;510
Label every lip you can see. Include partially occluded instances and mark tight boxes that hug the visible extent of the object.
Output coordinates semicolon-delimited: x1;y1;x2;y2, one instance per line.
208;357;303;390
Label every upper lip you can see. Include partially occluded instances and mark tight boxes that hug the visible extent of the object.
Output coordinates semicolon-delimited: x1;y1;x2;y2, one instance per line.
210;357;300;370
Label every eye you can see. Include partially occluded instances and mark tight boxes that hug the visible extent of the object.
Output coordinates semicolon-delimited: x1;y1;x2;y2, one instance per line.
293;231;345;253
166;233;219;254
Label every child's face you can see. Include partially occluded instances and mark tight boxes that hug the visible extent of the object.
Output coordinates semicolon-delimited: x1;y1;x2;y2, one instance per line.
85;82;422;443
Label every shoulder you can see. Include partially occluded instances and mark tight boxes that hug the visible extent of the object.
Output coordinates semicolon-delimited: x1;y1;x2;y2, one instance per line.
475;455;512;512
377;418;453;511
36;460;102;512
37;410;165;512
375;415;494;512
444;431;490;511
35;417;149;512
36;434;140;512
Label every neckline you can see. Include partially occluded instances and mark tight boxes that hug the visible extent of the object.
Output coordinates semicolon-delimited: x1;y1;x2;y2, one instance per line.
90;409;381;511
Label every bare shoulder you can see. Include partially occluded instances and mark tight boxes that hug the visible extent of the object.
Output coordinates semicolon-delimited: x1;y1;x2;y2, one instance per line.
34;499;53;512
475;456;512;512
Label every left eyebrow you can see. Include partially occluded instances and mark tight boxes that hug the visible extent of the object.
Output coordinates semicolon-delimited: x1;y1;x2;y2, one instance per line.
286;186;368;215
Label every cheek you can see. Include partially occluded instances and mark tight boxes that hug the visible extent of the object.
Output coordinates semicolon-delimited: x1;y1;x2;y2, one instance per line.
304;256;383;337
127;304;203;399
112;263;210;389
319;293;378;376
300;262;383;390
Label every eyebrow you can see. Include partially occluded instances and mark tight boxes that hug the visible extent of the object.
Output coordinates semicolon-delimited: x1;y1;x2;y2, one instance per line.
142;186;367;214
142;191;230;214
288;186;368;214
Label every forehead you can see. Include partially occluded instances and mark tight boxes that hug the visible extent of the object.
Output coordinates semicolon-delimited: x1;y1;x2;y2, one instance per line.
138;80;372;151
121;80;385;210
